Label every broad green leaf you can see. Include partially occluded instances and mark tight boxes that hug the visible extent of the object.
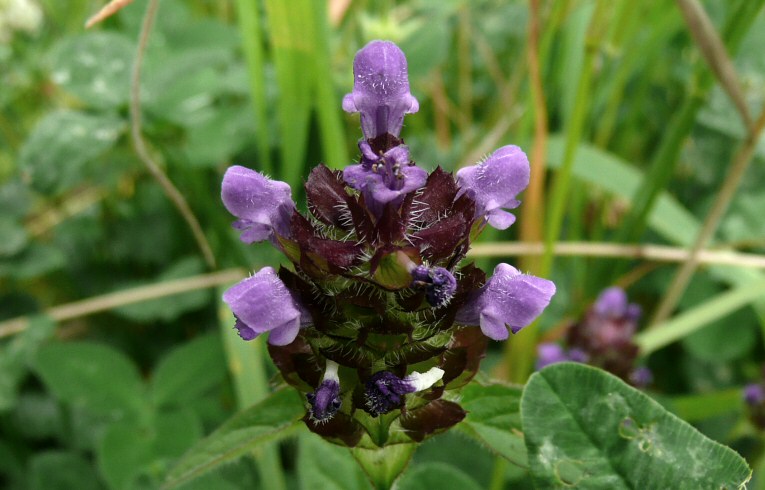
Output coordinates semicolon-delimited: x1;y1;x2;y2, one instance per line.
98;409;202;490
144;49;234;126
10;391;62;440
183;106;255;168
351;443;416;490
19;110;125;194
115;257;210;322
162;388;304;489
0;216;27;257
151;333;226;409
0;439;24;488
457;381;527;468
29;451;103;490
33;341;148;419
0;317;55;411
50;32;134;109
412;431;496;487
297;432;370;490
396;462;483;490
522;363;751;489
0;243;66;280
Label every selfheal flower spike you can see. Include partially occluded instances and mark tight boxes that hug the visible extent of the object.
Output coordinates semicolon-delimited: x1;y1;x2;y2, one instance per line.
744;384;765;406
220;39;557;448
222;166;294;243
307;360;342;422
456;145;530;230
343;40;419;139
222;267;311;346
456;263;556;341
364;367;444;417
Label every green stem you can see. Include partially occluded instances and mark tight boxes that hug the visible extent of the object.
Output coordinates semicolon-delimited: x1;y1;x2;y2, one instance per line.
635;277;765;355
488;456;508;490
541;0;607;277
310;0;349;169
218;288;287;490
234;0;272;175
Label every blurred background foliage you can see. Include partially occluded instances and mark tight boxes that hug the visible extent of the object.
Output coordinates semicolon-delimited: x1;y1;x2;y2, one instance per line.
2;0;765;488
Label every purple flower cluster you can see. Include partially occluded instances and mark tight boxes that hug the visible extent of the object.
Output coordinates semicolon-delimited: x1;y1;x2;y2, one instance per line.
743;367;765;430
536;287;651;387
221;40;555;447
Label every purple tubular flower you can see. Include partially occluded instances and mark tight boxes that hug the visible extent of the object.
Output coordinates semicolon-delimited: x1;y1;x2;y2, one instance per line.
629;367;653;388
455;263;556;341
593;287;628;318
744;384;765;406
342;40;419;139
343;141;427;217
222;267;311;346
536;343;569;370
221;165;295;243
568;347;589;363
456;145;530;230
307;361;342;422
411;265;457;307
364;367;444;417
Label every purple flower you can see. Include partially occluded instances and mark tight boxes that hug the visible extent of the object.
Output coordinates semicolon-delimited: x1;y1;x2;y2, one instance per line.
221;165;294;243
342;40;419;139
536;344;589;370
307;361;342;422
364;367;444;416
744;384;765;406
411;265;457;307
536;343;569;370
593;287;641;321
343;141;427;217
455;263;555;341
456;145;530;230
222;267;311;346
629;367;653;388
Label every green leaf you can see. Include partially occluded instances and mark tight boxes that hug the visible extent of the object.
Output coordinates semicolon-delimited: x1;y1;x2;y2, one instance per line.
0;316;55;411
396;462;483;490
350;443;416;490
10;391;63;440
0;243;66;280
97;409;202;490
162;388;304;489
114;257;210;322
546;136;698;247
522;363;751;489
29;451;104;490
19;110;125;194
297;432;370;490
33;341;148;419
0;216;27;257
50;31;134;109
457;381;527;468
151;333;226;409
